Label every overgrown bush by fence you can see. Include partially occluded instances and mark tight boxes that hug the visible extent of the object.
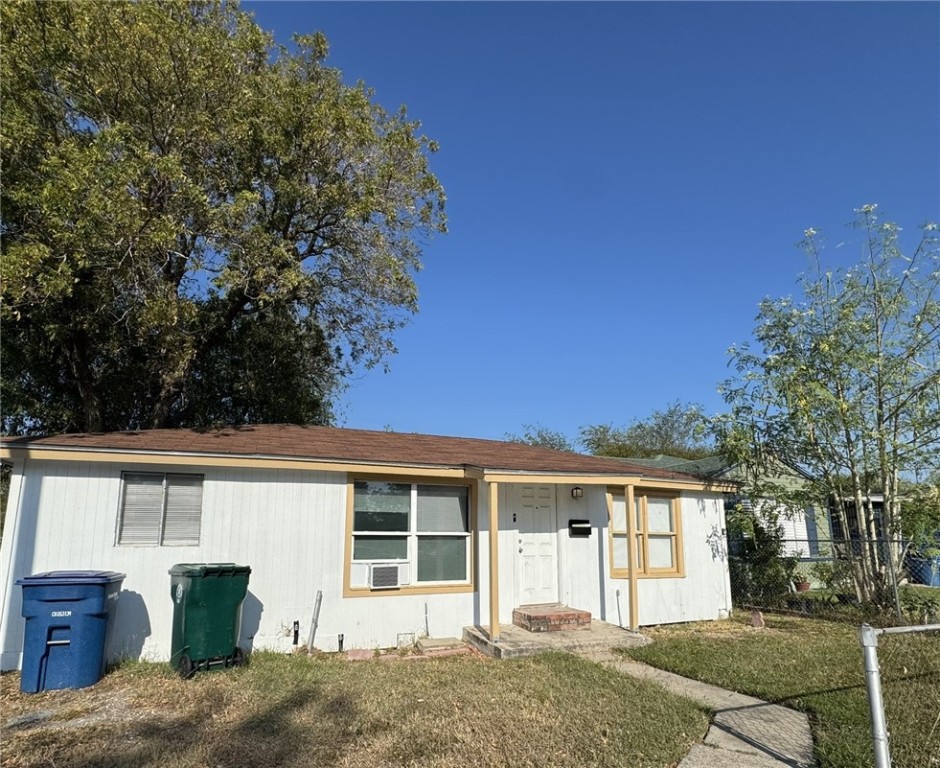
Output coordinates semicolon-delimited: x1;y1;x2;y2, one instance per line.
729;536;940;625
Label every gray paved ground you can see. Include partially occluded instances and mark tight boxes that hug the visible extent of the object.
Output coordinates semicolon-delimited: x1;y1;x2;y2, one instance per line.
581;650;816;768
463;620;650;658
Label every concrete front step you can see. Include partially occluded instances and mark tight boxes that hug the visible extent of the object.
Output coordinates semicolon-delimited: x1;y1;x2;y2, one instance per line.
463;621;649;659
415;636;465;653
512;603;592;632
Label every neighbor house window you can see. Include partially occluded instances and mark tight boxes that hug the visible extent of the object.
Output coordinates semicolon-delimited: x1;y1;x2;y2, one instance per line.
118;473;204;546
608;489;683;578
351;480;471;587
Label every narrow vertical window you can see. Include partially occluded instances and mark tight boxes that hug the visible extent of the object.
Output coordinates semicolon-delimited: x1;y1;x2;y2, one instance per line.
416;485;469;582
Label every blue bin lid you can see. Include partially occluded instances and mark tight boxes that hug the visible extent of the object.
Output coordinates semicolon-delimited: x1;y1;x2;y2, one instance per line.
16;570;126;586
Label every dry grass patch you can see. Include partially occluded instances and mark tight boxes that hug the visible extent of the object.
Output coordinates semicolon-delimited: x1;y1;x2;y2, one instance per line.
2;650;707;768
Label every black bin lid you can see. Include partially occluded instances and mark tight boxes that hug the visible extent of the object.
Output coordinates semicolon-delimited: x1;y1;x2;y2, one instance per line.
168;563;251;577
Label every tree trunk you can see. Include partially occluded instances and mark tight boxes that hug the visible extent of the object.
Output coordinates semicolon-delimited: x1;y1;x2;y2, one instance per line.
62;334;103;433
148;289;253;429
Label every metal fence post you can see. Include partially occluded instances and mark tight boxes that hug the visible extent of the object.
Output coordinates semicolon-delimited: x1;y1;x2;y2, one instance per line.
859;623;891;768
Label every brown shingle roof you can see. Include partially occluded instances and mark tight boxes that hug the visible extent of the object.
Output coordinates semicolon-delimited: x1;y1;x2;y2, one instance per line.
3;424;697;480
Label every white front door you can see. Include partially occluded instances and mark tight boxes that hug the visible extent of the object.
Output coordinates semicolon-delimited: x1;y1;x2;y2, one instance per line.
515;485;558;605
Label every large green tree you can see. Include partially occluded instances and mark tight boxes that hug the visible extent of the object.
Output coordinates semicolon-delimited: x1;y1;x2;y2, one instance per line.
716;206;940;606
580;401;713;459
1;0;445;434
505;424;576;452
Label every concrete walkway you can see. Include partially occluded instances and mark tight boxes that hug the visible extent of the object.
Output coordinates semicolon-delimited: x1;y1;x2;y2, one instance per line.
581;651;815;768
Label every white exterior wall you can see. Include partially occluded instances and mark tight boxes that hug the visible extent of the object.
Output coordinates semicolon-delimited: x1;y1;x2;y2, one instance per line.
558;486;612;619
495;482;519;624
0;462;732;671
630;495;732;625
0;459;476;670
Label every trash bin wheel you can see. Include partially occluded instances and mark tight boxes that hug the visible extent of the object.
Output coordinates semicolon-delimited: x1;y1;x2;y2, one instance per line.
233;646;247;667
178;654;195;679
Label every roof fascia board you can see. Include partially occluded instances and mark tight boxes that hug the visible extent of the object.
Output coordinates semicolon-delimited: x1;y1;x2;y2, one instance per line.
0;446;467;479
481;470;736;492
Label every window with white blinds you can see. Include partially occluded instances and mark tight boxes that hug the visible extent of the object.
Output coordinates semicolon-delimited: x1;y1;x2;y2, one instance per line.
118;473;204;546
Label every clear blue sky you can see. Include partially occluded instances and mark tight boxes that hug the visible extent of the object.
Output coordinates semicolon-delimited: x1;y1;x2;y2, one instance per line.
244;1;939;445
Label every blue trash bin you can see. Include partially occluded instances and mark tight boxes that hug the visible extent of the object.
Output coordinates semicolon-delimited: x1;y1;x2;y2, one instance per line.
17;571;125;693
909;556;940;587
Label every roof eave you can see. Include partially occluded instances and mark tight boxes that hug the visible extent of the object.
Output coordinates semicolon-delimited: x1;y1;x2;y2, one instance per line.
0;444;737;492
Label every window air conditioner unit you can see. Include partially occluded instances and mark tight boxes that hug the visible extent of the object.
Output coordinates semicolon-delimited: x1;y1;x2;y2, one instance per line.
369;563;409;589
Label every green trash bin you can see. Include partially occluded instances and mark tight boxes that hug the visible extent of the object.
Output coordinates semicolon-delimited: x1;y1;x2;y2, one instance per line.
169;563;251;678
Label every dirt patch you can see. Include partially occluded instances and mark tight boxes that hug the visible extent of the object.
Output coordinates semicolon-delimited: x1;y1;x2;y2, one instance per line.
1;671;186;739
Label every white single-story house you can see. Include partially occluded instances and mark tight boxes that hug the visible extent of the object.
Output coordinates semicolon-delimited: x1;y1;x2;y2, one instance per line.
0;424;734;669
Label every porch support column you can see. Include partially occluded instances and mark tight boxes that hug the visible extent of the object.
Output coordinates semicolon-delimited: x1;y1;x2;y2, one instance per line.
625;484;639;630
488;481;500;642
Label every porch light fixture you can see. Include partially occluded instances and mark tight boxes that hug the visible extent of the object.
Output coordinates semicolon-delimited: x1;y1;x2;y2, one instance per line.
571;486;584;500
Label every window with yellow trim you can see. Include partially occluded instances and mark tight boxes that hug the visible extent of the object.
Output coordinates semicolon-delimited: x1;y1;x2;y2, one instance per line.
351;481;471;585
608;490;684;578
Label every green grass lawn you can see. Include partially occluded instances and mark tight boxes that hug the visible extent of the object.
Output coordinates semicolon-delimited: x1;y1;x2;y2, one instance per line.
779;584;940;626
622;615;940;768
1;650;708;768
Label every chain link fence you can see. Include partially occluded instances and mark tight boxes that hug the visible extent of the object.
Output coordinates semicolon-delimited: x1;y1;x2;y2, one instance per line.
859;623;940;768
728;529;940;766
728;536;940;624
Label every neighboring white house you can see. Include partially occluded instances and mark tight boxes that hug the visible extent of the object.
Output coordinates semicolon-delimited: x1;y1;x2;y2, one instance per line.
0;425;734;669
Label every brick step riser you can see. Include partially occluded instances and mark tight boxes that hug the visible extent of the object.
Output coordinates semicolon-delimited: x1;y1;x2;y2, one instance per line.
512;609;592;633
517;622;592;633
